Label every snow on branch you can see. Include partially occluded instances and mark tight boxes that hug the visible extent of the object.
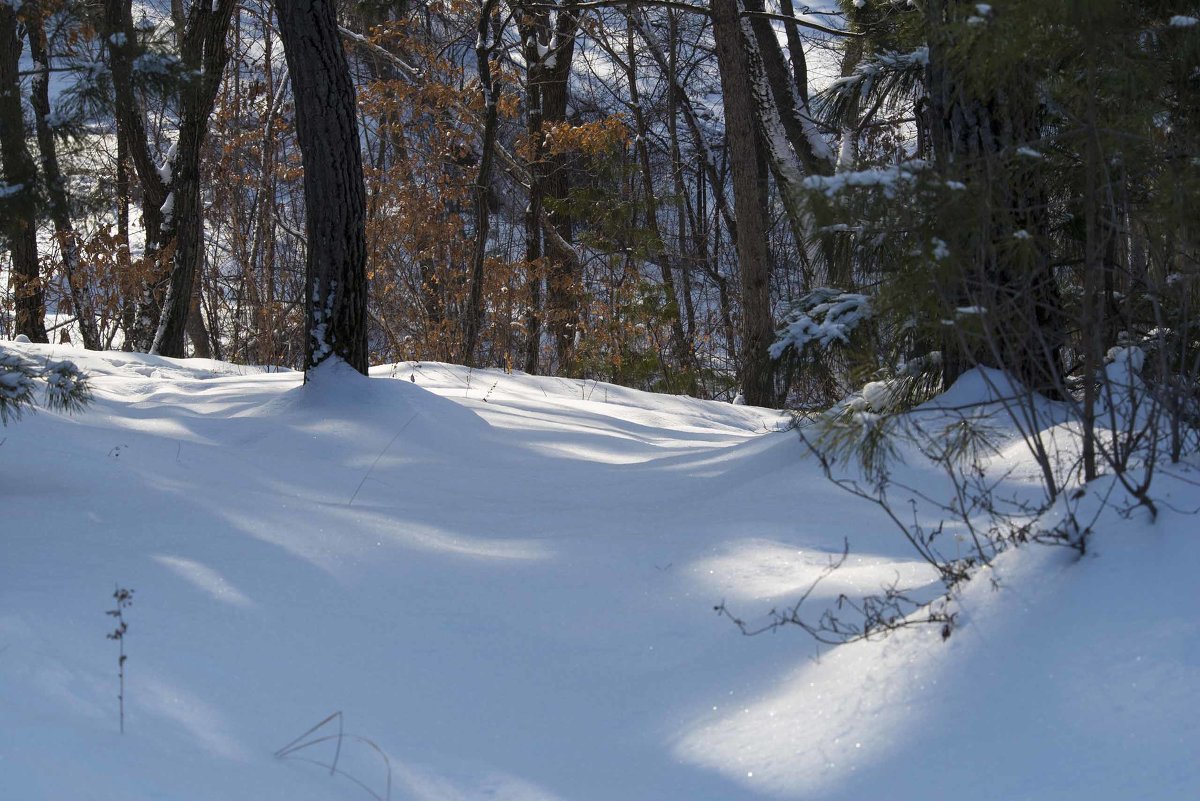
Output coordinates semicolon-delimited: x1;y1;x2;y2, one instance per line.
770;288;872;360
803;160;926;198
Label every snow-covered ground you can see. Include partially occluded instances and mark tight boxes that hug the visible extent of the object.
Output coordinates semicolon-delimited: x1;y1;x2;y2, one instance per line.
2;341;1196;800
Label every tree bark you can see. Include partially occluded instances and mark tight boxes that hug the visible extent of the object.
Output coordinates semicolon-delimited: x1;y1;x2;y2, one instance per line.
777;0;809;103
274;0;369;375
712;0;776;406
0;6;48;343
742;0;833;278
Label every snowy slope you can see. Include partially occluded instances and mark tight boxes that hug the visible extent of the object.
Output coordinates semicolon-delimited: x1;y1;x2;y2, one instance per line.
1;342;1196;800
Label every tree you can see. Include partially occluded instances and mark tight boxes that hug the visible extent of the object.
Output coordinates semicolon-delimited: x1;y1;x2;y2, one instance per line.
516;0;581;374
712;0;776;406
273;0;369;375
0;5;49;343
24;0;102;350
98;0;237;356
151;0;239;358
461;0;503;368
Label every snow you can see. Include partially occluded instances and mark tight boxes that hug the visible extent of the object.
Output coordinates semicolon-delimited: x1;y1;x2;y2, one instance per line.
771;289;872;358
804;161;925;199
2;342;1197;800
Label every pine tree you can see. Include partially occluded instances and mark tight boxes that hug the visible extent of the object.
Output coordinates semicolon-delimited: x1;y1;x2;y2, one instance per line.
274;0;370;375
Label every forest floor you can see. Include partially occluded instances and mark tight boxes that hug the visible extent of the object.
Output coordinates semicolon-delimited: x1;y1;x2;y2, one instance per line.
2;341;1196;800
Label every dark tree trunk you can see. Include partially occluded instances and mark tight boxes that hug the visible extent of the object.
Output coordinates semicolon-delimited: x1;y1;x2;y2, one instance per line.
742;0;834;281
925;0;1063;397
274;0;369;376
26;1;99;349
0;6;48;343
743;0;831;178
101;0;167;350
116;125;135;350
777;0;809;103
517;0;579;374
518;4;545;375
152;0;237;358
712;0;776;406
462;0;502;368
187;283;211;358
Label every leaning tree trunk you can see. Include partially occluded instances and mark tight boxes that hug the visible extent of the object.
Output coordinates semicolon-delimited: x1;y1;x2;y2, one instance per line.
742;0;835;281
0;6;48;343
274;0;369;376
712;0;776;406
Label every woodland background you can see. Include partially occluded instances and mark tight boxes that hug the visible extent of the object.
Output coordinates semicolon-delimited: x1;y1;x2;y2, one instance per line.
2;0;1199;417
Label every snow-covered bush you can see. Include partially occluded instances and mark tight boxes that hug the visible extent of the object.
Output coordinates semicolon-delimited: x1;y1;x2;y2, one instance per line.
0;346;91;425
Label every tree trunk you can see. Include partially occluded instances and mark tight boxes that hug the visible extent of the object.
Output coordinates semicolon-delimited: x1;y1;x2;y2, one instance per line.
517;0;579;374
712;0;776;406
26;1;99;349
152;0;237;358
621;12;695;391
101;0;168;350
777;0;809;103
741;0;835;284
274;0;369;375
925;0;1063;397
0;6;48;343
462;0;502;367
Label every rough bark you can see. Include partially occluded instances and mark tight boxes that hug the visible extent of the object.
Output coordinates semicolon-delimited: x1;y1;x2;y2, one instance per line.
0;6;48;343
778;0;809;103
712;0;776;406
743;0;832;178
274;0;369;375
742;0;833;276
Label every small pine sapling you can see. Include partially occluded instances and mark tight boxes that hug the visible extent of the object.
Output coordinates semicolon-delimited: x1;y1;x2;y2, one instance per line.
106;586;134;733
0;347;90;425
